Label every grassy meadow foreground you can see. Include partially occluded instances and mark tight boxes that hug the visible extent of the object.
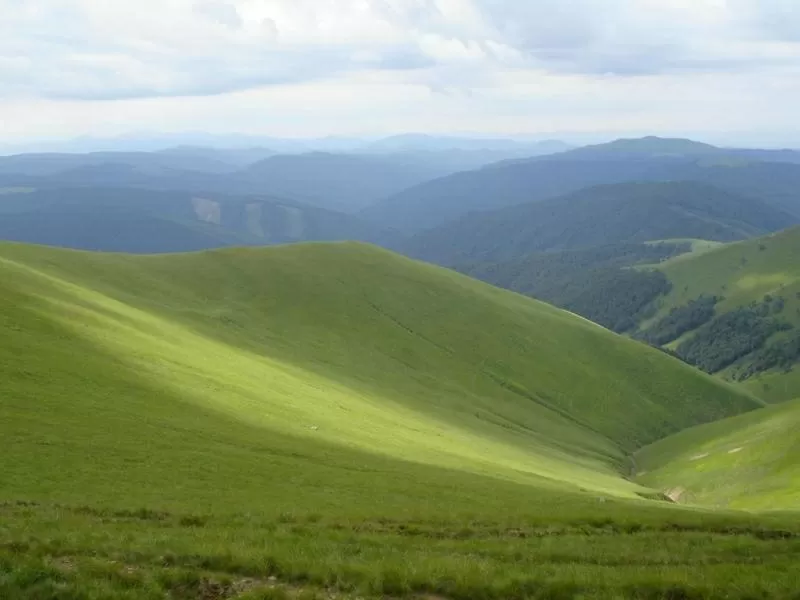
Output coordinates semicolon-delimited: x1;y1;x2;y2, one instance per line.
1;242;799;599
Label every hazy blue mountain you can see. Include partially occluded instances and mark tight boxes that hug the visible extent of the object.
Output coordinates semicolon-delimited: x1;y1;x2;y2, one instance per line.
0;187;398;253
660;161;800;218
0;151;237;176
233;152;454;212
365;134;571;153
157;146;277;168
403;181;796;265
365;137;800;233
0;150;458;213
363;157;671;234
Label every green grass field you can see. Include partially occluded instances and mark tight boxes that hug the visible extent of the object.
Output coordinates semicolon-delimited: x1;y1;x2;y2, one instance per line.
637;398;800;510
2;241;799;599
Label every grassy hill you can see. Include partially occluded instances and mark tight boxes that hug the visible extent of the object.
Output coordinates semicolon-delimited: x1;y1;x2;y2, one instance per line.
404;181;794;265
640;227;800;402
636;399;800;510
6;242;799;598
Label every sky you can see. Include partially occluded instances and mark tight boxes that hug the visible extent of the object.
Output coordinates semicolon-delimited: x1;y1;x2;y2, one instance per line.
2;0;800;146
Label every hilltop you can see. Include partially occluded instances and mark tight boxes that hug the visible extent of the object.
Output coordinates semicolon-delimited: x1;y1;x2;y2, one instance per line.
404;181;794;265
544;136;721;160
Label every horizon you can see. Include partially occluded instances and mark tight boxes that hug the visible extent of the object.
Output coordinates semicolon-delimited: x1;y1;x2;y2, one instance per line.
3;132;800;156
3;1;800;150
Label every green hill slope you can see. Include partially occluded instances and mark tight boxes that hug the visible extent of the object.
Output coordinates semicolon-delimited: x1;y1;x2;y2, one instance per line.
1;241;759;501
636;399;800;510
7;242;798;599
640;227;800;401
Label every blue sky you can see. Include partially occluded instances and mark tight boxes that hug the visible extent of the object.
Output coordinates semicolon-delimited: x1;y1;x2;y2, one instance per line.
2;0;800;145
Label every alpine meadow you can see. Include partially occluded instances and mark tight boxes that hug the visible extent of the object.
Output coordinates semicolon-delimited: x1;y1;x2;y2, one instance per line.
5;2;800;595
2;238;800;599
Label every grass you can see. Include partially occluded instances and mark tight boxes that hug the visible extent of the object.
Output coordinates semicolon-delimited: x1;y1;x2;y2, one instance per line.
1;241;795;598
643;238;725;266
637;399;800;510
654;228;800;322
641;227;800;401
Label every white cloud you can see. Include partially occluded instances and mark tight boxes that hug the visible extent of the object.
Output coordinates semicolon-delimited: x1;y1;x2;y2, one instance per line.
0;0;799;142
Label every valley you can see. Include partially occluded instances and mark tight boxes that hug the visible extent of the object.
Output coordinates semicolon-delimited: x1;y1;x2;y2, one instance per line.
2;136;800;599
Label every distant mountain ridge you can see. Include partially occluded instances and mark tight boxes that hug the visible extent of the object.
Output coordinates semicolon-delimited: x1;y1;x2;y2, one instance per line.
0;148;555;214
403;181;797;265
365;137;800;233
0;187;397;253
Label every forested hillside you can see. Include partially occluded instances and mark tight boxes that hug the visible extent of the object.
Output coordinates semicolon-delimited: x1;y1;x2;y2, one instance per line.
458;242;688;332
0;187;397;252
404;181;795;265
364;137;800;233
640;227;800;401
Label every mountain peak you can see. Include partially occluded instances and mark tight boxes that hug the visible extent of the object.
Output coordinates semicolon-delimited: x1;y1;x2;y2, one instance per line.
569;136;721;157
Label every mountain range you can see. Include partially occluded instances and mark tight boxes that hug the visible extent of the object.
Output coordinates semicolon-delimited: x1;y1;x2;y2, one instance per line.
404;181;797;264
365;137;800;233
3;134;800;598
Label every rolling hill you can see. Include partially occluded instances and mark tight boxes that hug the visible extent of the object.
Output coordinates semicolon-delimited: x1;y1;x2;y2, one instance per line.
639;227;800;402
0;241;760;498
0;187;396;252
0;150;462;214
5;241;796;598
636;398;800;510
233;152;452;212
403;182;795;265
363;137;800;233
362;155;669;234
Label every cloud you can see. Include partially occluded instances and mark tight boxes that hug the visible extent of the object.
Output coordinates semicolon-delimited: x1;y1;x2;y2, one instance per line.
0;0;799;148
193;0;243;28
0;0;436;100
2;0;798;102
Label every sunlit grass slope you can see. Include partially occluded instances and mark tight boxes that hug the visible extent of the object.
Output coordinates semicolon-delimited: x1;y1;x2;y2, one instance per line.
1;241;759;508
637;399;800;510
643;227;800;401
1;242;795;599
